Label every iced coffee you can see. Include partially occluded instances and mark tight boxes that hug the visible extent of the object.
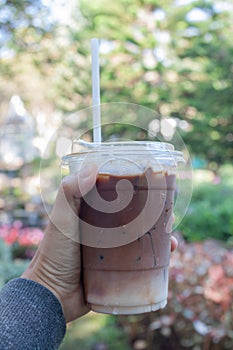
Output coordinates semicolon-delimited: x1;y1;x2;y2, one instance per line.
63;141;184;314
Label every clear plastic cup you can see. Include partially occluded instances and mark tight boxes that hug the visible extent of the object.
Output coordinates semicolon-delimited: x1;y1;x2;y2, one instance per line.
62;141;184;315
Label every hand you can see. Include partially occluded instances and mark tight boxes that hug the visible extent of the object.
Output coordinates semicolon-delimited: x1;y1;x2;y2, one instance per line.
22;165;97;323
22;165;178;323
170;213;178;252
171;235;178;252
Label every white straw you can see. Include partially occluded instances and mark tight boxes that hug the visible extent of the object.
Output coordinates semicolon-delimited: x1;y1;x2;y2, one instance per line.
91;38;101;143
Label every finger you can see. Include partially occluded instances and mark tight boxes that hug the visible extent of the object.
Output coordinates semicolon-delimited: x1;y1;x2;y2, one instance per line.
171;236;178;252
61;164;98;210
49;164;97;240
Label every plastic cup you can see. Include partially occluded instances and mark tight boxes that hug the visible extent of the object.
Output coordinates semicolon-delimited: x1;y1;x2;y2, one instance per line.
62;141;184;315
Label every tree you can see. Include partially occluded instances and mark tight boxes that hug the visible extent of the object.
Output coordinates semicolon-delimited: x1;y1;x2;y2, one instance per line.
53;0;232;167
1;0;232;168
0;0;53;52
161;0;233;169
0;0;59;117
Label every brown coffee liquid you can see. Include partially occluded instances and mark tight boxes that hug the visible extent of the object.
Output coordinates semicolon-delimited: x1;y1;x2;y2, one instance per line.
80;170;176;313
80;171;149;228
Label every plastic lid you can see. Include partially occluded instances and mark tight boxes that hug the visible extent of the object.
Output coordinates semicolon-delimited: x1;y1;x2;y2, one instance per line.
62;140;185;166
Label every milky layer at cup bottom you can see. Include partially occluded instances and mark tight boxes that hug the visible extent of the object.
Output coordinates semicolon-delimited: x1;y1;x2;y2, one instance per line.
84;267;169;315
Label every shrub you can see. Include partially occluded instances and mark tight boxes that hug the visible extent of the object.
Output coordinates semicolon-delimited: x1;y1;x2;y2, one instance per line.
0;239;29;288
0;221;44;259
178;182;233;243
118;234;233;349
0;222;43;286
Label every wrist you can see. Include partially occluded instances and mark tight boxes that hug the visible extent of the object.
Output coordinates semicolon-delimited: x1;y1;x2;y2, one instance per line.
21;268;64;315
21;267;90;323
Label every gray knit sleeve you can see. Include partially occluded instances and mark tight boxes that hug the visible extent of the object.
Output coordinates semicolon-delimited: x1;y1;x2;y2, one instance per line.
0;278;66;349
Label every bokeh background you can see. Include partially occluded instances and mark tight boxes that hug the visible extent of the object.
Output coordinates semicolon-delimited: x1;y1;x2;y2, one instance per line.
0;0;233;349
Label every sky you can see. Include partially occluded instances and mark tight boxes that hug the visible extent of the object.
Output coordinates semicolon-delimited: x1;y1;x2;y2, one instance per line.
42;0;76;24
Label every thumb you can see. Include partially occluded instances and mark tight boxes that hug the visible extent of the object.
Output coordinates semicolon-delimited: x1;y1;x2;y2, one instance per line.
49;164;97;240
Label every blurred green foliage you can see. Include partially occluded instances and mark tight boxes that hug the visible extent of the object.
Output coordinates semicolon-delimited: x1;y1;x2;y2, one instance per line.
179;167;233;243
1;0;233;168
180;184;233;242
0;239;29;288
60;313;130;350
0;0;54;52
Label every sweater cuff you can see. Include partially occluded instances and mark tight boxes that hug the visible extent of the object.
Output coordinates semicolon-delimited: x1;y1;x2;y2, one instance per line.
0;278;66;349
